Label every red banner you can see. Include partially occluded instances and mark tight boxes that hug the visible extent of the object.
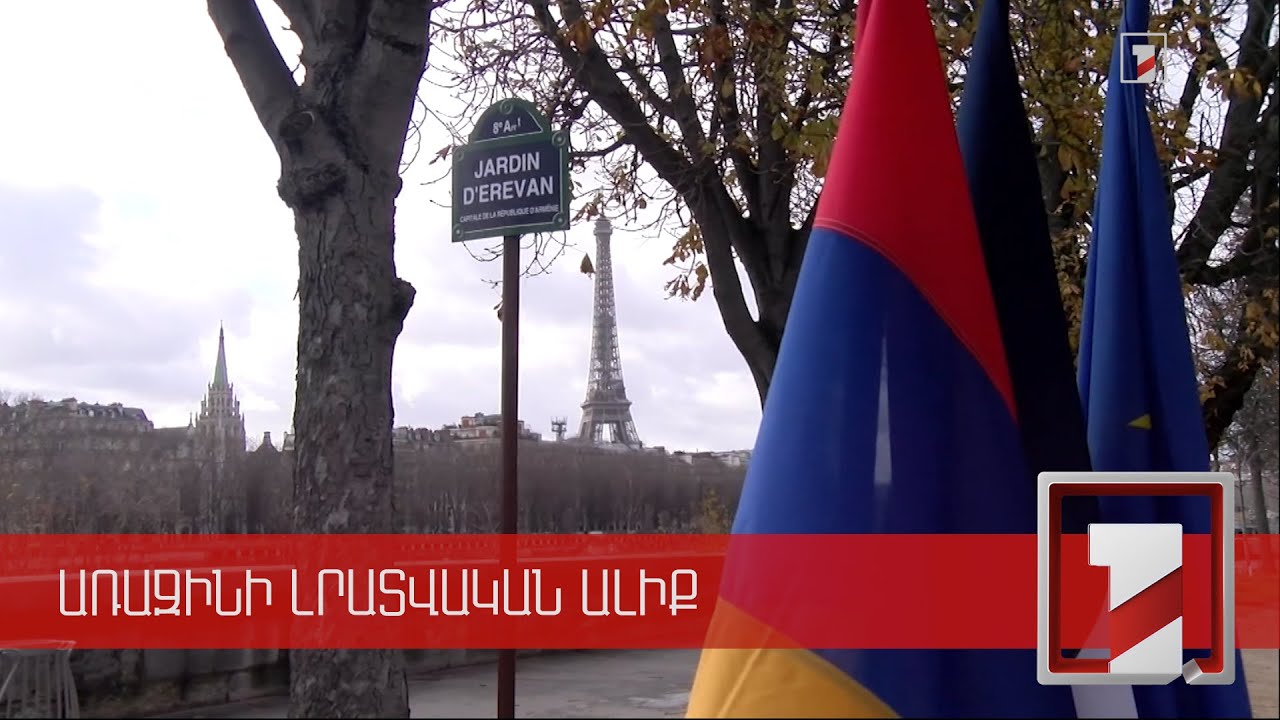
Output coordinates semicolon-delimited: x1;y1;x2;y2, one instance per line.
0;534;1274;650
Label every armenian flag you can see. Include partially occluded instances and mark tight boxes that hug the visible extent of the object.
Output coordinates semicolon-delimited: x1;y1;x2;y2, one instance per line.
685;0;1079;716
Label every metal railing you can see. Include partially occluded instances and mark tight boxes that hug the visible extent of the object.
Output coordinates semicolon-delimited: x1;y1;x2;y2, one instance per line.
0;641;79;719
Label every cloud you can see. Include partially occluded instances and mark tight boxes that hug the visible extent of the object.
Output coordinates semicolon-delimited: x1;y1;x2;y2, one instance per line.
0;184;254;409
0;2;763;453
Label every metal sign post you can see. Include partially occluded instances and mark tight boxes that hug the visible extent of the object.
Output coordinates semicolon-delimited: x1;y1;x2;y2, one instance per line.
496;232;519;719
451;98;570;720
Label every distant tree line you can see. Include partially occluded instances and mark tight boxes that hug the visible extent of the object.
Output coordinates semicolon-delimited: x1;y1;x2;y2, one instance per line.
0;437;745;535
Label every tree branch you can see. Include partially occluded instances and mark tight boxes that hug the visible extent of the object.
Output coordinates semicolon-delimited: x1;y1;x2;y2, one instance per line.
1183;75;1280;286
1203;278;1280;450
747;0;790;231
788;0;855;130
1174;0;1228;118
529;0;696;189
650;12;710;161
571;134;628;161
749;0;805;284
1172;165;1211;192
1175;0;1278;276
275;0;319;50
706;0;760;224
349;0;434;171
615;50;679;121
208;0;300;148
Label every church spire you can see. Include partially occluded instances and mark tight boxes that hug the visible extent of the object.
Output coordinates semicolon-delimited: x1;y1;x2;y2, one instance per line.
213;324;229;388
196;324;244;437
192;324;247;534
198;324;240;424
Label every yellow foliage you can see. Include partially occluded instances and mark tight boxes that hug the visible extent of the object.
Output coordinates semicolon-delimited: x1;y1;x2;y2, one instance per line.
696;487;730;534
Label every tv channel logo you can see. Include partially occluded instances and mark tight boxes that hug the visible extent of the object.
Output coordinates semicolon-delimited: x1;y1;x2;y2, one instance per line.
1120;33;1167;84
1037;472;1235;686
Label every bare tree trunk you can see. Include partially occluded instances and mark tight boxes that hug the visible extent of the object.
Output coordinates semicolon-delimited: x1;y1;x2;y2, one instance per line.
208;1;431;716
286;175;413;718
1248;453;1271;533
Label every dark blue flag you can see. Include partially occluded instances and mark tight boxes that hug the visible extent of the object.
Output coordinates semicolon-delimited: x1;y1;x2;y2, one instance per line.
956;0;1095;491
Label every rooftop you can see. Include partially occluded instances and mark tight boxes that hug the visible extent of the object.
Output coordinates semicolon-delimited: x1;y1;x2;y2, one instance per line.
0;397;150;423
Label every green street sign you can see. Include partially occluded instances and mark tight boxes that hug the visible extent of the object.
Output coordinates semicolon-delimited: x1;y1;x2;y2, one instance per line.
451;98;571;242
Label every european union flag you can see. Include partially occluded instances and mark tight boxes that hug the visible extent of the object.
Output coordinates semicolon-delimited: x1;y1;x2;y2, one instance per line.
686;0;1076;716
1078;0;1253;716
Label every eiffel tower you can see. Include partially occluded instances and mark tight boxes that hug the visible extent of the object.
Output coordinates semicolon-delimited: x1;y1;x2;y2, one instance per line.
577;217;641;448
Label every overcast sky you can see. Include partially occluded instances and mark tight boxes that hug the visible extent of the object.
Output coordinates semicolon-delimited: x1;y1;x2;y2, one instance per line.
0;2;762;452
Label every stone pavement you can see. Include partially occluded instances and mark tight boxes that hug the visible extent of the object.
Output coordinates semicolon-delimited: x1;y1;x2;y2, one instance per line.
156;650;697;718
1245;649;1279;720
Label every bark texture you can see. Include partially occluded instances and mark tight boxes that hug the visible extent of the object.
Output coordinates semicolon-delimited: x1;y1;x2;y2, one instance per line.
208;1;431;716
1248;455;1272;533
